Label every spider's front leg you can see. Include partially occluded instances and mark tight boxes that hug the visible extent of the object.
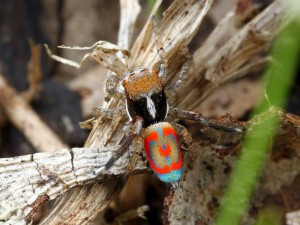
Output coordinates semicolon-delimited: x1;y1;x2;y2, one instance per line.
151;15;191;97
93;107;126;119
105;71;126;101
151;16;168;83
79;106;126;129
169;107;244;133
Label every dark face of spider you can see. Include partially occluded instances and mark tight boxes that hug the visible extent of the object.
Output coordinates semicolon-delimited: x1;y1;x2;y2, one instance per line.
123;68;168;127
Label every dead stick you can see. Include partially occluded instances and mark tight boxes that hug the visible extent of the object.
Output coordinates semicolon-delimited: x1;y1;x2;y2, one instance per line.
0;74;67;152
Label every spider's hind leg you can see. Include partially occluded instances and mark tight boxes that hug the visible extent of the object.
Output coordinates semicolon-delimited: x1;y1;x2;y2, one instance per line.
171;122;198;163
169;107;244;133
102;116;144;171
123;135;144;178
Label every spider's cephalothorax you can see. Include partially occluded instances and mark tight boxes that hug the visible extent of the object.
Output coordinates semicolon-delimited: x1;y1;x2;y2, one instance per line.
123;67;168;127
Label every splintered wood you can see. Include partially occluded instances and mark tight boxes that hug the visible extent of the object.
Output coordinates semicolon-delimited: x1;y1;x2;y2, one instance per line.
0;147;146;224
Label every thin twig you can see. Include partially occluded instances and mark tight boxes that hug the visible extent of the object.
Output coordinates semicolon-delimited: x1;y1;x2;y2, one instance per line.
0;75;67;152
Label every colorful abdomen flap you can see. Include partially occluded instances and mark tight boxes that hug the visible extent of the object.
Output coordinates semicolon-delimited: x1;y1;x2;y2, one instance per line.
144;122;183;183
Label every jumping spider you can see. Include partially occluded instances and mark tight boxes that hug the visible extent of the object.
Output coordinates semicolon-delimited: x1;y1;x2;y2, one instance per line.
46;17;243;187
92;17;243;186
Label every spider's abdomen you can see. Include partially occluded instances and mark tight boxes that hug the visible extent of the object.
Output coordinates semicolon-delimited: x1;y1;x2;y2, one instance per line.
144;122;183;183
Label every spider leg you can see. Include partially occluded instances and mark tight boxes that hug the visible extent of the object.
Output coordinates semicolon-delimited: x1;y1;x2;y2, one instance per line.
93;107;126;119
105;72;126;101
104;116;144;170
151;16;167;83
80;107;126;130
166;54;192;97
124;134;144;177
168;107;244;133
171;122;198;160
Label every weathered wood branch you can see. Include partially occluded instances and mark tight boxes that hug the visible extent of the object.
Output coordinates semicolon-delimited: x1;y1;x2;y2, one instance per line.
0;146;146;224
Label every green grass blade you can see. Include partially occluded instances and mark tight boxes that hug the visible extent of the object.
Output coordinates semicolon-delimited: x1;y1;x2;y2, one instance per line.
215;2;300;225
